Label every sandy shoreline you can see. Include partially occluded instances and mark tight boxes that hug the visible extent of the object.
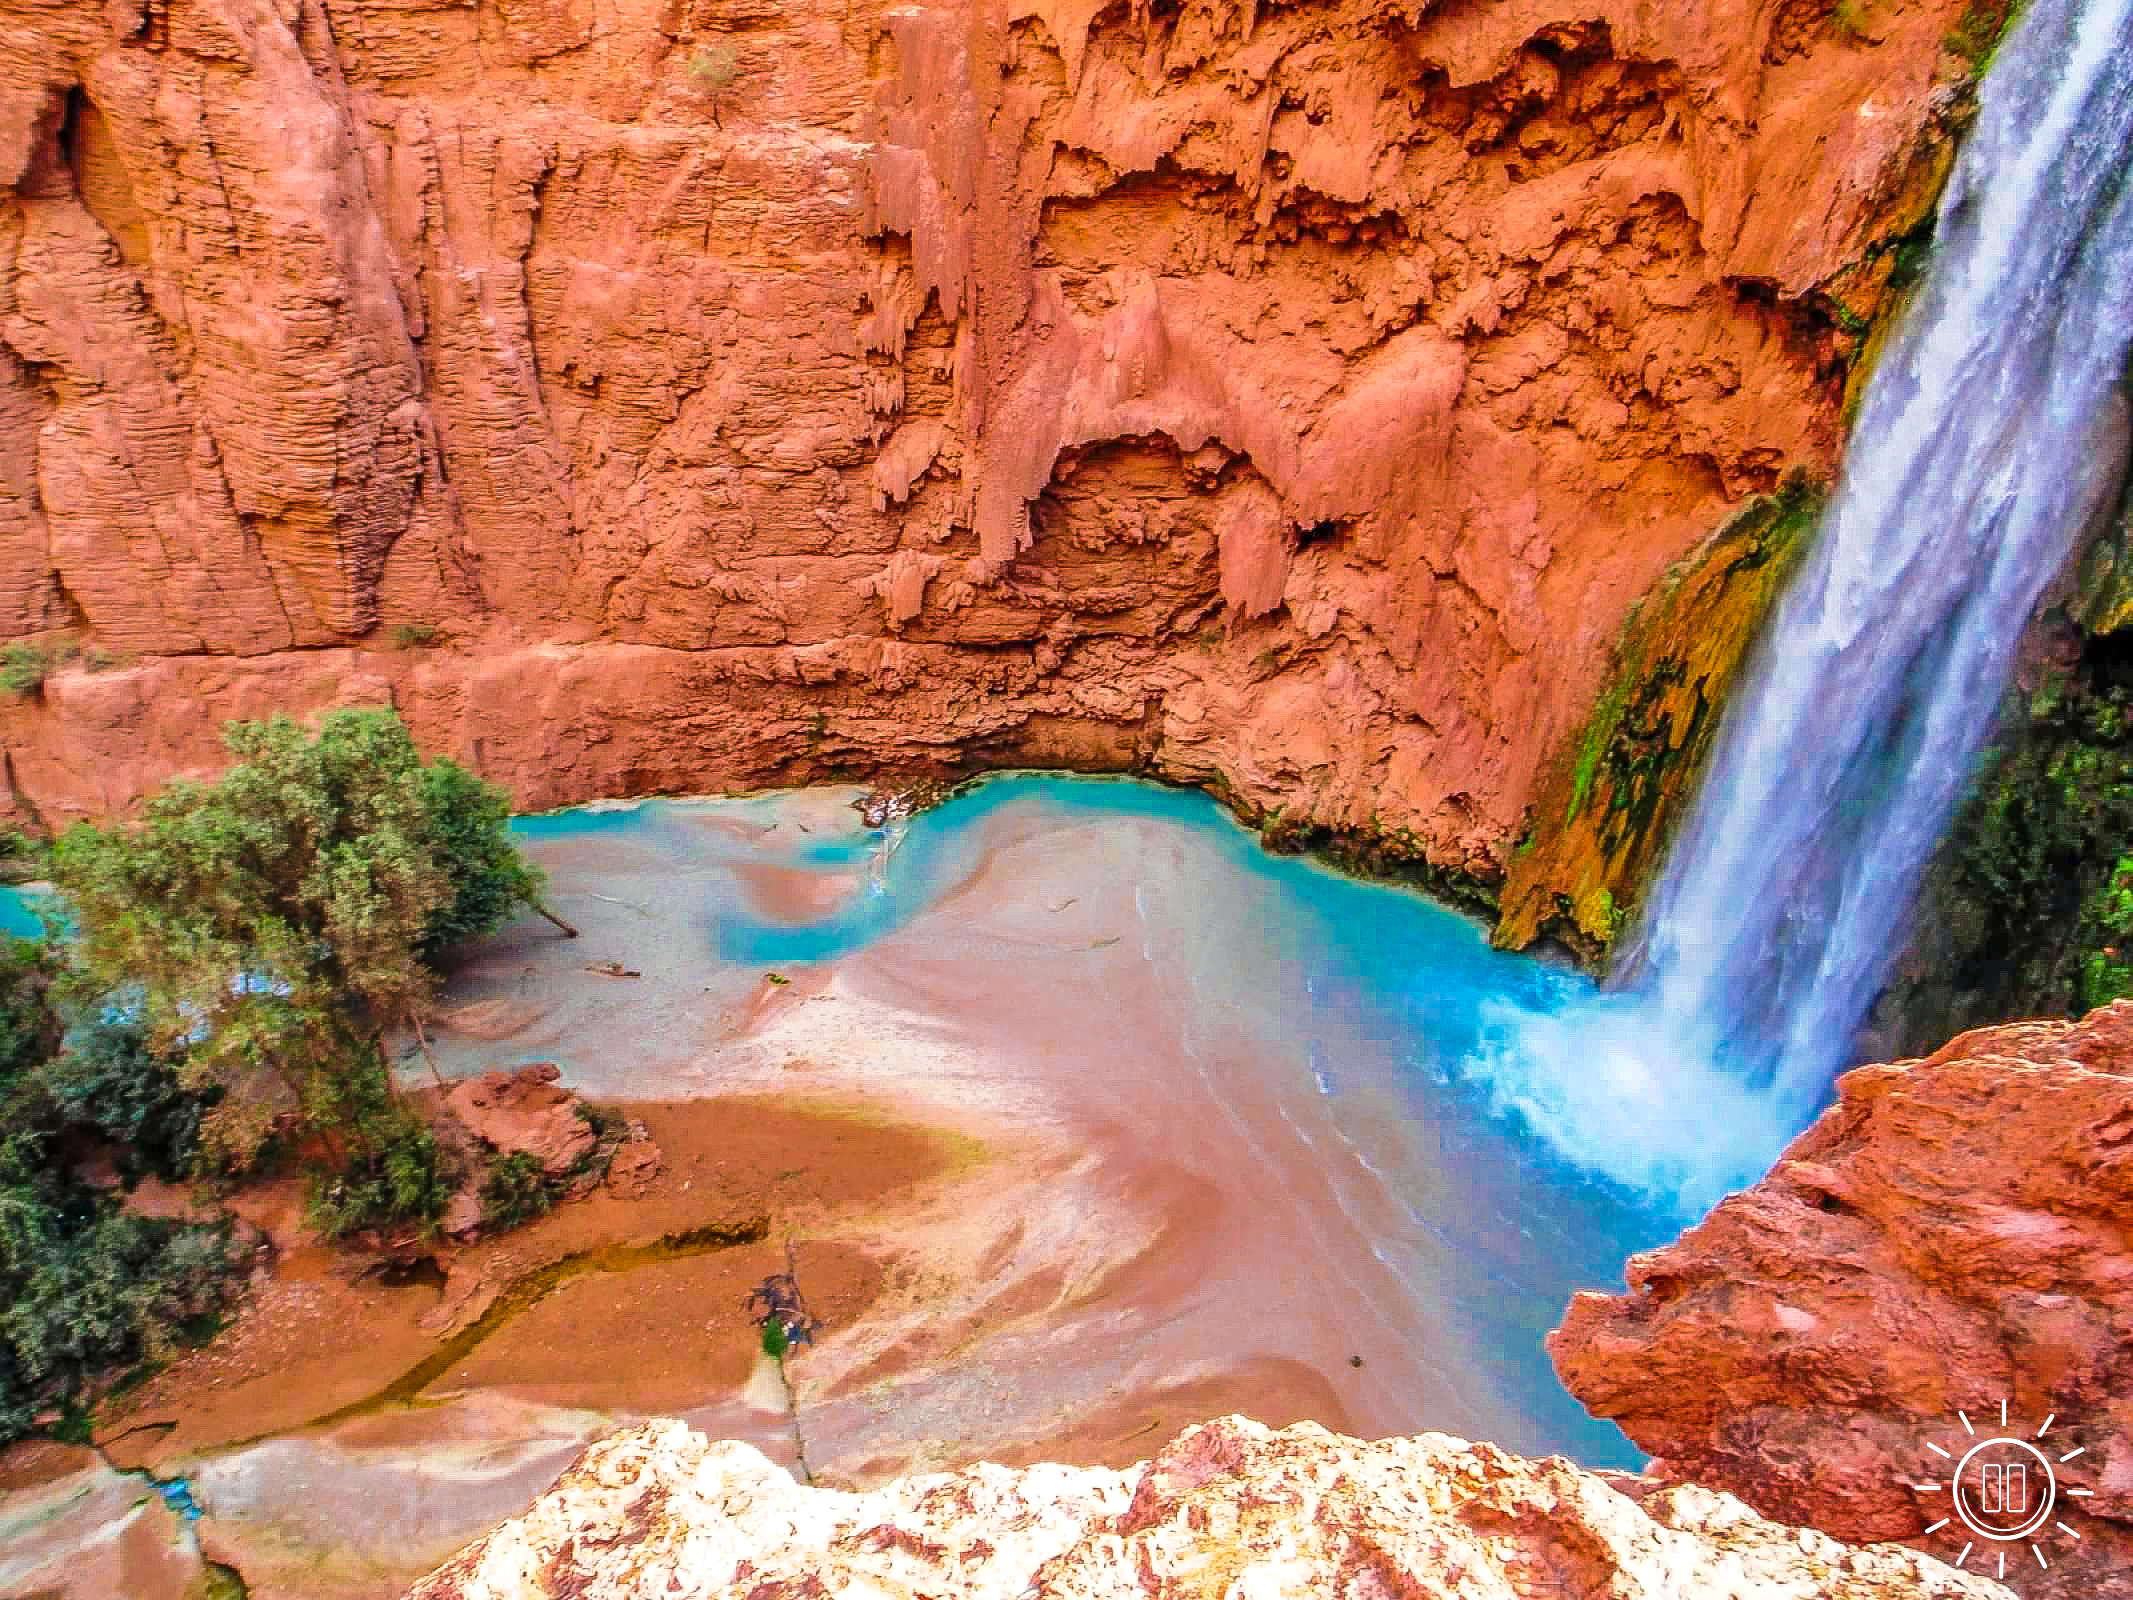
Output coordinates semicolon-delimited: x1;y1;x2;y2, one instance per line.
0;781;1635;1599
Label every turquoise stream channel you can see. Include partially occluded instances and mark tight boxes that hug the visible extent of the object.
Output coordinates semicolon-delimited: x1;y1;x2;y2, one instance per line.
0;884;47;940
512;773;1724;1468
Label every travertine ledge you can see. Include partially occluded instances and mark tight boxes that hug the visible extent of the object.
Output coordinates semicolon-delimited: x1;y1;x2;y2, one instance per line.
405;1413;2010;1599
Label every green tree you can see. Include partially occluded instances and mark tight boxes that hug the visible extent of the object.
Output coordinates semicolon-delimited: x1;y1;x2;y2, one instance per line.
40;1017;211;1183
0;853;245;1436
0;938;63;1092
51;709;550;1175
417;760;547;958
0;1060;241;1440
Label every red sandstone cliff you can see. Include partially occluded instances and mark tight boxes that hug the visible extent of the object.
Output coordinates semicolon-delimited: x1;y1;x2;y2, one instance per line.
1551;1001;2133;1599
1;0;1971;865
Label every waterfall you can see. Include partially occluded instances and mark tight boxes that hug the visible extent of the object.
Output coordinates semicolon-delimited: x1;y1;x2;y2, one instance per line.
1474;0;2133;1211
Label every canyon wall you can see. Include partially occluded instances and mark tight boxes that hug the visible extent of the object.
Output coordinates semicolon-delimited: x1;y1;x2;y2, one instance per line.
0;0;1973;890
1551;999;2133;1599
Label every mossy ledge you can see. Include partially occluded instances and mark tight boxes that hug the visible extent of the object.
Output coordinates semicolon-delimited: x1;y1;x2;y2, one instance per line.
1806;11;1999;422
1491;472;1826;961
1874;441;2133;1050
798;762;1507;923
1207;776;1503;921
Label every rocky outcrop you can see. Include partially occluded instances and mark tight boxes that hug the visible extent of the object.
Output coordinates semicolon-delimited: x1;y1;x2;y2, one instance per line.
406;1413;2009;1599
442;1062;596;1180
0;0;1977;890
1550;1000;2133;1598
0;1454;209;1600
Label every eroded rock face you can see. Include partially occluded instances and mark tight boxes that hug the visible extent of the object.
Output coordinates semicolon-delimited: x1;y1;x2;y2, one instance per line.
405;1413;2010;1599
1550;1001;2133;1599
1;0;1971;881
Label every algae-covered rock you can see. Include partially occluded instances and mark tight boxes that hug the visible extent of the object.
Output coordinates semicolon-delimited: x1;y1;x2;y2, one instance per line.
2074;469;2133;635
1494;473;1823;956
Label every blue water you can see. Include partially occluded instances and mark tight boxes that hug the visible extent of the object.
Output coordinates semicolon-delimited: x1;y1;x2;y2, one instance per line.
153;1475;203;1521
0;884;49;939
511;775;1681;1466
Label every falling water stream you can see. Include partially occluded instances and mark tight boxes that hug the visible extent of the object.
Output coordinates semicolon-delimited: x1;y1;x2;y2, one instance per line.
1477;0;2133;1209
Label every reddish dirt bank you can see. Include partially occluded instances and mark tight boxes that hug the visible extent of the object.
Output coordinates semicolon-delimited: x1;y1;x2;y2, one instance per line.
88;1096;952;1472
0;0;1975;886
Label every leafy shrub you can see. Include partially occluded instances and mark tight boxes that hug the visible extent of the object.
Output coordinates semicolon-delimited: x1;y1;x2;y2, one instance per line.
479;1151;557;1230
304;1057;458;1240
389;623;439;650
0;635;90;698
0;1072;243;1441
1;1209;239;1394
688;44;739;124
0;643;53;699
0;938;62;1093
689;44;738;94
574;1100;628;1146
307;1110;454;1240
0;828;46;865
2077;854;2133;1009
41;1018;212;1183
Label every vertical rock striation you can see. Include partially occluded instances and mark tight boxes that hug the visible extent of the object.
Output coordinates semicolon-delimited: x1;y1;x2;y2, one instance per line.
0;0;1976;871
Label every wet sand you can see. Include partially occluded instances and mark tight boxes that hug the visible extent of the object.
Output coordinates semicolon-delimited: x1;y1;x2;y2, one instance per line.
436;790;1519;1480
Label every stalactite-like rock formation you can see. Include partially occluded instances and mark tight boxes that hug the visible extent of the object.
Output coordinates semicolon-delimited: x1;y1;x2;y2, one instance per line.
1;0;1974;891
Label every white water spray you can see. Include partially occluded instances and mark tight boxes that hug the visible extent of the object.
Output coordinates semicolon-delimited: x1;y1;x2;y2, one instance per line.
1480;0;2133;1210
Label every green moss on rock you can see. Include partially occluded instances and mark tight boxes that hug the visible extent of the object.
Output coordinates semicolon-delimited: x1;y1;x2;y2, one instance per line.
1494;473;1824;958
1872;408;2133;1046
1245;802;1501;920
1879;632;2133;1044
2073;471;2133;634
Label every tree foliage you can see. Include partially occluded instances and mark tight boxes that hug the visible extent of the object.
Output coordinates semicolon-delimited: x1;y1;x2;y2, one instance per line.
303;1048;456;1240
417;759;545;959
51;709;544;1170
41;1016;212;1183
479;1150;556;1231
0;937;62;1091
0;709;555;1438
0;952;241;1442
